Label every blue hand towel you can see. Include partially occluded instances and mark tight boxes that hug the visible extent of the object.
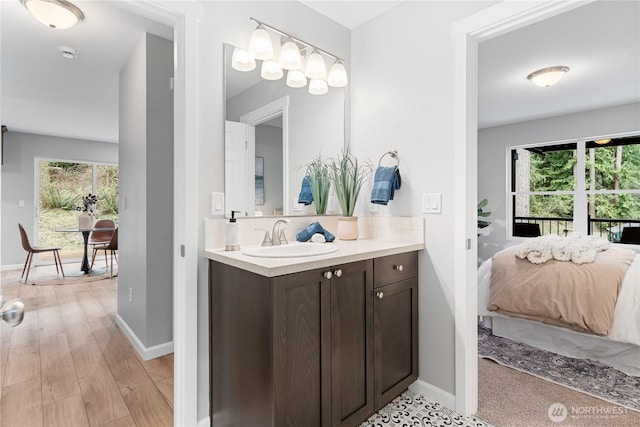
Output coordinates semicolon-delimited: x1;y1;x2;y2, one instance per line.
297;176;313;205
370;166;402;205
296;222;336;242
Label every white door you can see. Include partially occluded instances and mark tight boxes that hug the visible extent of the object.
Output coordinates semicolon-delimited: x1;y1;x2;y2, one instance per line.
225;120;255;217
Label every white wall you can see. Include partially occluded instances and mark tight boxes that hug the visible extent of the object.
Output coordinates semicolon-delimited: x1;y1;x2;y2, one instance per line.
351;1;495;395
255;124;283;215
1;132;118;266
196;1;351;419
478;102;640;262
118;33;174;351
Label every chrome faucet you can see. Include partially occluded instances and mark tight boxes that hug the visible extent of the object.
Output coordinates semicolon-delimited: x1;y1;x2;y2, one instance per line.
271;218;291;246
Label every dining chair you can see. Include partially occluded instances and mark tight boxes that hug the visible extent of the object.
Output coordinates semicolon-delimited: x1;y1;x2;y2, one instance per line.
89;228;118;278
513;222;541;237
18;223;65;284
88;219;115;268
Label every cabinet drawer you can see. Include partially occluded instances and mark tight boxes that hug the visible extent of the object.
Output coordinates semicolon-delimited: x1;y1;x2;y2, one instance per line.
373;251;417;288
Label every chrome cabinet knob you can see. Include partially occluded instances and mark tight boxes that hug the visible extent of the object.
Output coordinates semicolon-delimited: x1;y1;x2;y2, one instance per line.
334;269;343;277
376;291;384;299
394;264;404;272
324;271;333;279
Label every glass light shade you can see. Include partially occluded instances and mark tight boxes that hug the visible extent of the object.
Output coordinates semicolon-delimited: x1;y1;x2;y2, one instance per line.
280;41;302;70
327;61;348;87
231;47;256;72
286;70;307;88
261;60;283;80
22;0;84;29
309;79;328;95
305;51;327;79
248;26;273;60
594;139;612;145
527;66;569;88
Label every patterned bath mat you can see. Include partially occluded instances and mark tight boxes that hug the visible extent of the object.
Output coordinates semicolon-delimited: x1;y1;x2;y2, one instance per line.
359;390;492;427
478;325;640;412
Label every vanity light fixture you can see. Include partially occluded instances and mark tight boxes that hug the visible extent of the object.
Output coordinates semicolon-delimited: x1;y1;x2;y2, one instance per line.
261;59;283;80
309;79;328;95
235;17;347;94
527;66;570;88
327;60;348;88
231;47;256;72
280;39;303;70
248;25;273;60
304;50;327;80
286;69;307;88
21;0;84;29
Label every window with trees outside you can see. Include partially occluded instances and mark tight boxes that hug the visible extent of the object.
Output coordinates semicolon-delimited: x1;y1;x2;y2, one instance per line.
509;134;640;242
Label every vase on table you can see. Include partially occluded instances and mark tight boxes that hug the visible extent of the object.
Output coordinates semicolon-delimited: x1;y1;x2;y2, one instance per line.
79;213;93;230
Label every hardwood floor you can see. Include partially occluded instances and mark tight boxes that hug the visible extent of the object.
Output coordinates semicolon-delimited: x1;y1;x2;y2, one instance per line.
0;266;173;427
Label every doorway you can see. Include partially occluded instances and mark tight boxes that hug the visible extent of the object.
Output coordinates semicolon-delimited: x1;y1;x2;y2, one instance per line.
452;0;589;417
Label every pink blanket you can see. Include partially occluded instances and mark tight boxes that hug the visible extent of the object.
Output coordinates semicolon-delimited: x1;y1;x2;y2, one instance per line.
489;247;635;335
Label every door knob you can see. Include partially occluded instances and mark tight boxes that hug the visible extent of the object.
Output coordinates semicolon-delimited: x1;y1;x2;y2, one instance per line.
376;291;384;299
394;264;404;272
324;271;333;279
333;269;343;277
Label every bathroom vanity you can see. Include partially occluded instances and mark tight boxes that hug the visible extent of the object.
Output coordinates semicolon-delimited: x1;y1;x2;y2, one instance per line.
206;240;421;427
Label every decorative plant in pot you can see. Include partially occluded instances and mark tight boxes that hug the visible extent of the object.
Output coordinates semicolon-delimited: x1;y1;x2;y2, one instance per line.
477;198;491;235
77;193;98;230
328;149;371;240
306;155;331;215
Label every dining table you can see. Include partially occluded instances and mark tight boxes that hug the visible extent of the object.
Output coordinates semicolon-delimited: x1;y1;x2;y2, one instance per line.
55;227;115;275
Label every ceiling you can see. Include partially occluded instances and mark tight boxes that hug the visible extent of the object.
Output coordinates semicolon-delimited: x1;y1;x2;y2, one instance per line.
1;1;638;142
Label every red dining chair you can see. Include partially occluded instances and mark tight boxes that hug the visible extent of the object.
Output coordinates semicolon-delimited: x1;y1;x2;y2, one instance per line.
88;219;115;268
18;223;65;284
89;228;118;278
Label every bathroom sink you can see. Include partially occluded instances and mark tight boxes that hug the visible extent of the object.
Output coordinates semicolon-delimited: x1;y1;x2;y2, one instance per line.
242;243;339;258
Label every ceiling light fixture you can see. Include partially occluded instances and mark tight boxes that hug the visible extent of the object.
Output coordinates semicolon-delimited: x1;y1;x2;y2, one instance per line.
233;17;348;95
21;0;84;30
527;66;570;88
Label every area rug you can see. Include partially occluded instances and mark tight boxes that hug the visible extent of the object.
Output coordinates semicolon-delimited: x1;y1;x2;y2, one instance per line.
478;325;640;413
21;267;117;286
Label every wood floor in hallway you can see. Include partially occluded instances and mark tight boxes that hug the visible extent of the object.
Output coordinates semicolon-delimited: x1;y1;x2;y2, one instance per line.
0;266;173;427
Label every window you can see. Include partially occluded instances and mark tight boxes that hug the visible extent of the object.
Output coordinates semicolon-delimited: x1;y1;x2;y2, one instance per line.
509;134;640;241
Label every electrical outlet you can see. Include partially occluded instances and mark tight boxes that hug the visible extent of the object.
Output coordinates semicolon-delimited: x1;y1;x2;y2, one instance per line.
129;287;133;302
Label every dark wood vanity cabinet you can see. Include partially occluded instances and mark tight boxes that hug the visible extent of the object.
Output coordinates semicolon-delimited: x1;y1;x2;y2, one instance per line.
373;252;419;410
209;251;417;427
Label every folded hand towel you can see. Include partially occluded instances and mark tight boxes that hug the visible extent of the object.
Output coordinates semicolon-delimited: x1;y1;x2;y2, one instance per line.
296;222;335;242
370;166;401;205
297;176;313;205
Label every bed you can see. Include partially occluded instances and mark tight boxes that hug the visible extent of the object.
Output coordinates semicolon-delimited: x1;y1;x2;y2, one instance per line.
478;243;640;377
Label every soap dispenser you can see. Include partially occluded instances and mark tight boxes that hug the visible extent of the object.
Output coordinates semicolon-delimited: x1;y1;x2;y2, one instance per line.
225;210;241;251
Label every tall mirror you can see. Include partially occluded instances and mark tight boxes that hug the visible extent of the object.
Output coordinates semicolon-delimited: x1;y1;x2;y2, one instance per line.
224;43;345;217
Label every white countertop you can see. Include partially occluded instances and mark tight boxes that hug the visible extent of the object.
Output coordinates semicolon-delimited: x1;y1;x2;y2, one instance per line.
204;239;425;277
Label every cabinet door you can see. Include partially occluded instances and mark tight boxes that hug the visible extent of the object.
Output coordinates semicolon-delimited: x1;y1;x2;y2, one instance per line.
374;277;418;410
331;260;374;427
272;268;331;427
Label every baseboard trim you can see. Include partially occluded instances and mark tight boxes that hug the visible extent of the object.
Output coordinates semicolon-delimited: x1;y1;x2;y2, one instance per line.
197;416;210;427
409;379;456;410
115;314;173;361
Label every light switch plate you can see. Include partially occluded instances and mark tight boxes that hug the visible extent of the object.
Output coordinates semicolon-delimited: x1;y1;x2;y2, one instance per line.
211;192;225;216
422;193;442;214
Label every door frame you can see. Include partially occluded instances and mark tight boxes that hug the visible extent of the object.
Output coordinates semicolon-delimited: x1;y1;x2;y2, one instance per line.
115;2;201;426
452;0;593;417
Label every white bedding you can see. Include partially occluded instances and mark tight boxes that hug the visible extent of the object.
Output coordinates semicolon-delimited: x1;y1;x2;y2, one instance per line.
478;252;640;346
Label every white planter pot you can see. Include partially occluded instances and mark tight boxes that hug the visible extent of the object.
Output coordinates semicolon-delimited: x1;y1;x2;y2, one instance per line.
337;216;359;240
